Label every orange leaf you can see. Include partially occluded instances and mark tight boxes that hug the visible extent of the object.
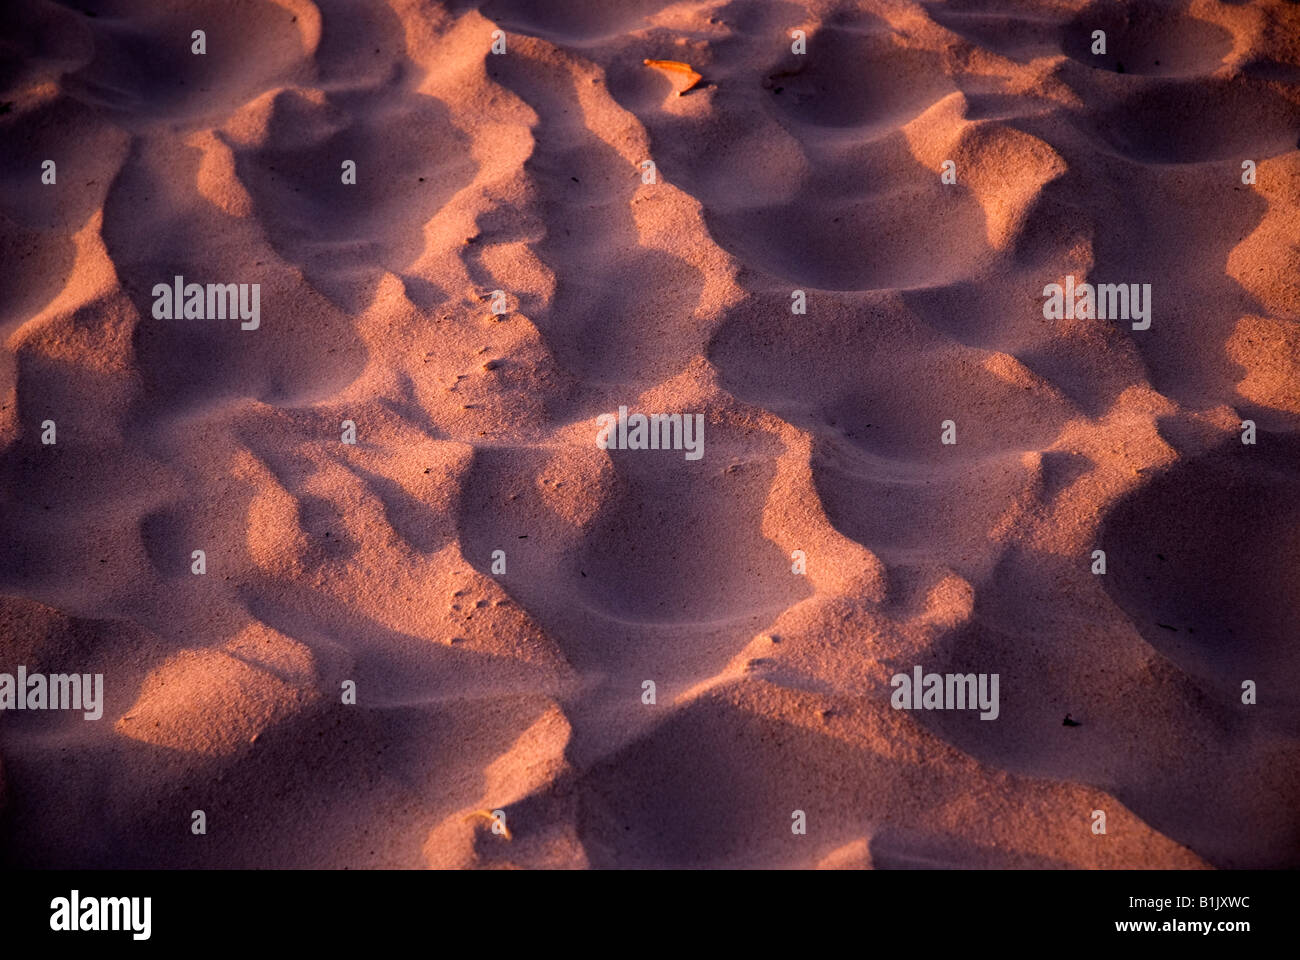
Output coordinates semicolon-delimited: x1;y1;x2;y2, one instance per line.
642;59;704;95
463;809;512;840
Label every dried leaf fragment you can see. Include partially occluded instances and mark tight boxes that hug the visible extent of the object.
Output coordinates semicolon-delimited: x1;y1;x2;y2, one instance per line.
642;59;703;95
463;809;512;840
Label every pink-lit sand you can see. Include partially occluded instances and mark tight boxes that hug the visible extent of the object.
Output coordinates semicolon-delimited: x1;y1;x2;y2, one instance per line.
1;0;1298;868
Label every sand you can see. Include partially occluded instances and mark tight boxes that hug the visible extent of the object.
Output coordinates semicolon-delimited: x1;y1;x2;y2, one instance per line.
0;0;1298;869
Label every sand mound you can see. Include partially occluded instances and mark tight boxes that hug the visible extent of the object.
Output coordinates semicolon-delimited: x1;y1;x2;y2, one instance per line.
1;0;1297;868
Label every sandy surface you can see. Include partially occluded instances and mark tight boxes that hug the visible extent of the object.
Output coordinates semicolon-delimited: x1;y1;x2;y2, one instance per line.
1;0;1298;868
